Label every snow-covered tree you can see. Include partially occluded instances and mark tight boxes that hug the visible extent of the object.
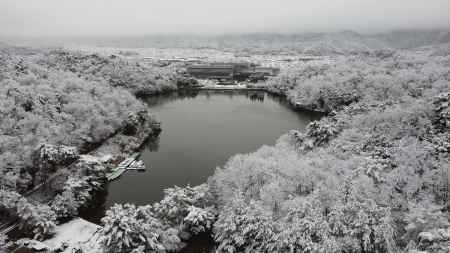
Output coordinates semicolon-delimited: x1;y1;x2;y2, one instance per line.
17;202;56;240
153;184;214;225
99;204;174;253
51;189;79;219
0;190;56;240
183;206;216;234
0;234;11;253
100;204;154;253
210;46;450;252
0;46;173;194
50;177;92;219
403;201;450;246
328;190;396;252
288;119;340;151
213;196;278;253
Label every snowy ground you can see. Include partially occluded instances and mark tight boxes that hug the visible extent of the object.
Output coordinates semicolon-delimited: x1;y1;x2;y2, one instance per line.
199;84;254;90
197;79;254;90
43;218;102;252
64;45;330;70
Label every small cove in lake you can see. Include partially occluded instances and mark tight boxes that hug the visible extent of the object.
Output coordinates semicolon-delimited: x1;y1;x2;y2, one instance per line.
80;89;321;252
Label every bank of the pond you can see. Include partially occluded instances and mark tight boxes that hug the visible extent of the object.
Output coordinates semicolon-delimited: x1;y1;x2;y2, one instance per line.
82;90;320;219
74;89;321;252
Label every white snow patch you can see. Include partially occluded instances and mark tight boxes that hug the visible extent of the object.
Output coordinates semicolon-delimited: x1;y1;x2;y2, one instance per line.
43;218;102;252
80;154;113;164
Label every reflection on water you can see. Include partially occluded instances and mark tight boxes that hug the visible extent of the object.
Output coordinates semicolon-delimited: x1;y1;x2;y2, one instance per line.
79;90;320;252
146;89;271;107
82;90;320;219
144;134;161;153
180;232;216;253
79;187;108;224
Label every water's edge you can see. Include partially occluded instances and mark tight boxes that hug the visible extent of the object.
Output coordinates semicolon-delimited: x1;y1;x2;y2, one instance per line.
80;89;322;252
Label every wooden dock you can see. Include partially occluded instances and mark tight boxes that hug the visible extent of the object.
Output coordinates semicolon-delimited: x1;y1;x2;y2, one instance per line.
126;160;145;171
106;168;126;181
106;153;145;181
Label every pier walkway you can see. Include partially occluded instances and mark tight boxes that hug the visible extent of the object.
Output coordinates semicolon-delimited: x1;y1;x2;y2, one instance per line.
106;153;145;181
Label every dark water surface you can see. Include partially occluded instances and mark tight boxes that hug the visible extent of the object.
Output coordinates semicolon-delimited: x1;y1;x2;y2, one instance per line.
106;90;318;207
80;90;319;251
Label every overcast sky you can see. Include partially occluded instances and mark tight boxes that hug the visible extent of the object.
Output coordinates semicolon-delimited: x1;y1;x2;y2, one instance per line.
1;0;449;37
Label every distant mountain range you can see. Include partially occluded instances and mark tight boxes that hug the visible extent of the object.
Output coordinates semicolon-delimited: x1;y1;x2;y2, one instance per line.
201;30;450;54
1;29;450;54
373;29;450;49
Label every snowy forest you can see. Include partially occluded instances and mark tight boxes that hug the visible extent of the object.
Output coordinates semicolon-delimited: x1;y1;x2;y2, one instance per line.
1;29;450;253
0;46;181;248
211;47;450;252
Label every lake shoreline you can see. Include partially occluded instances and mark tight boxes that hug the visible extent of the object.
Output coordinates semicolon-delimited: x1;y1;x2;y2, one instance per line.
1;45;326;252
76;88;320;252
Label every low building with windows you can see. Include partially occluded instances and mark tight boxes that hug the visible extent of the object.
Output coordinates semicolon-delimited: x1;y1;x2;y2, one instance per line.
187;63;279;82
